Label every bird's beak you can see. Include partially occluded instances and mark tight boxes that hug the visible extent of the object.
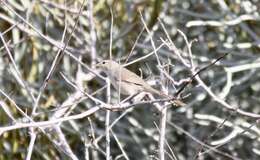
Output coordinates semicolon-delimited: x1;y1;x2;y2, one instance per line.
94;62;101;68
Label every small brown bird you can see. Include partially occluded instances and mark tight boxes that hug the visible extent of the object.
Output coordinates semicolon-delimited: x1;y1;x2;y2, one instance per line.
96;60;185;106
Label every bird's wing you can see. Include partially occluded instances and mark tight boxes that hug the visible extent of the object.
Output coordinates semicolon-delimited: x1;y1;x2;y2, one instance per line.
118;67;162;95
118;67;147;86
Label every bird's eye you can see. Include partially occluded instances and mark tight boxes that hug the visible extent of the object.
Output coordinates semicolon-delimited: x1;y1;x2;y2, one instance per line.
102;61;106;64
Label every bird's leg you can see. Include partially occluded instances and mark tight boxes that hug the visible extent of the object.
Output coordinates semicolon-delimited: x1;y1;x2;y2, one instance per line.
120;94;136;104
146;93;163;111
132;92;147;103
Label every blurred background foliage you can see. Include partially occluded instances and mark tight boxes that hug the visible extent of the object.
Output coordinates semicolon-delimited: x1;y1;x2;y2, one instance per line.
0;0;260;160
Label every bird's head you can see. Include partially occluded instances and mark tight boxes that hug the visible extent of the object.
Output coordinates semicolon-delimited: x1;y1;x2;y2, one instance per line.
95;60;119;72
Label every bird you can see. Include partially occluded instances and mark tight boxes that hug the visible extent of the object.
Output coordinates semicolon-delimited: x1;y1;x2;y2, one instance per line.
96;60;185;106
